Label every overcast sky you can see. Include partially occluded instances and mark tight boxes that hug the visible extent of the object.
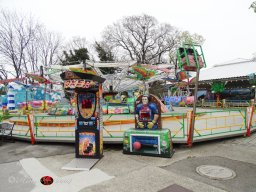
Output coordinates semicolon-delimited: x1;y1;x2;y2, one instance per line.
1;0;255;67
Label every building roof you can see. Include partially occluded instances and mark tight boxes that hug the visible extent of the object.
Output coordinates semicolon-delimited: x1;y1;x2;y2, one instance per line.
199;59;256;81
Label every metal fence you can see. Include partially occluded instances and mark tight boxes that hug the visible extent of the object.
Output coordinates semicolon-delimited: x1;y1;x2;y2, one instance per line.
201;99;251;108
1;108;254;144
194;109;246;141
251;111;256;132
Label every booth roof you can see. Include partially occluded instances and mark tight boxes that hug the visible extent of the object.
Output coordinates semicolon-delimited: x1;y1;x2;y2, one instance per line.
199;59;256;81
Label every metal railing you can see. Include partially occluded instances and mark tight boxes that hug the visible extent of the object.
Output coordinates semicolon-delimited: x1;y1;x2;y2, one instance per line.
194;109;246;139
201;99;251;108
2;108;254;144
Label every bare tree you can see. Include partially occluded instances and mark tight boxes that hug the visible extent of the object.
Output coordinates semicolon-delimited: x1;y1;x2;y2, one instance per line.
252;52;256;61
23;25;63;75
0;10;63;78
21;27;40;75
102;14;180;64
37;27;63;67
66;36;88;50
0;64;8;80
0;10;40;78
250;1;256;12
61;36;96;62
20;29;62;77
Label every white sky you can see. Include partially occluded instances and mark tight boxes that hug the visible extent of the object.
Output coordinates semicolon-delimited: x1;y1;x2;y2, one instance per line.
1;0;256;67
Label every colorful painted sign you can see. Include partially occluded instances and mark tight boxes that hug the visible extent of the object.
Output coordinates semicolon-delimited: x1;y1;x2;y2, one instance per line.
78;132;96;156
64;80;98;89
135;94;162;130
77;92;96;119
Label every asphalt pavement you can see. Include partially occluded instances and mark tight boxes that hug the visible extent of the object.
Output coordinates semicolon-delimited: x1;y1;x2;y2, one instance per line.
1;133;256;192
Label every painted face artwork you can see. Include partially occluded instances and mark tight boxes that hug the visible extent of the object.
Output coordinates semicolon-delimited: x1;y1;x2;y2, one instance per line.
142;96;149;105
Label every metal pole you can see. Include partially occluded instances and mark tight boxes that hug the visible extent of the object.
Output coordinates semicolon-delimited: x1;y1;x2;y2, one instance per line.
189;67;200;147
83;60;87;69
43;83;46;112
26;79;28;111
254;86;256;101
40;66;44;77
40;65;47;112
253;86;256;110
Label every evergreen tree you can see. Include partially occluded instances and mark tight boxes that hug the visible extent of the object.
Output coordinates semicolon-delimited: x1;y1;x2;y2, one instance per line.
95;41;115;74
60;47;90;100
95;41;114;61
60;48;90;65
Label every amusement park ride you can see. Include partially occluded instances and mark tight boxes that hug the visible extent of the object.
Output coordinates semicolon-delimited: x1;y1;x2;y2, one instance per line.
2;43;256;155
122;43;206;156
0;43;215;151
55;43;205;159
176;43;206;146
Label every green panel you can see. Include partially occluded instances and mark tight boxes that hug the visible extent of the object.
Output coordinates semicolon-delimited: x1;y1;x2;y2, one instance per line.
123;128;174;158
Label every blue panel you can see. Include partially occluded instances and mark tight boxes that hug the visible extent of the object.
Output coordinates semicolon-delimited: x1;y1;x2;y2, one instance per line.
131;135;158;145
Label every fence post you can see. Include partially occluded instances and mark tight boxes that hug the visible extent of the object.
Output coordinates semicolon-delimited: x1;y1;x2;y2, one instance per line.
250;99;255;107
35;116;38;137
222;99;226;108
246;105;254;137
201;99;205;107
187;111;193;146
27;114;35;144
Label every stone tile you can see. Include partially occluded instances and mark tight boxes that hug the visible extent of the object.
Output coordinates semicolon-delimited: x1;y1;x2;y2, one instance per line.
158;184;193;192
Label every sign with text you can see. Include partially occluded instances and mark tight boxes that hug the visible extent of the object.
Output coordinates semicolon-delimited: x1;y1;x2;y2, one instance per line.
64;80;98;89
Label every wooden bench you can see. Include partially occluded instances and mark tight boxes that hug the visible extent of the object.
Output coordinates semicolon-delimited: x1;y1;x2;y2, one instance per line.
0;122;15;145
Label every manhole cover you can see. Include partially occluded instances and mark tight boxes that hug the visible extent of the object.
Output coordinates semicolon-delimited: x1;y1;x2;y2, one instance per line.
196;165;236;180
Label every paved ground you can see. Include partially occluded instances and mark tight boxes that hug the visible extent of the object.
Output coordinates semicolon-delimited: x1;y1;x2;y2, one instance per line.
1;133;256;192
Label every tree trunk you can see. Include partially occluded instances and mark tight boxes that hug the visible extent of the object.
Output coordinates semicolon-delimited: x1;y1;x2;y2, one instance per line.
216;93;221;107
